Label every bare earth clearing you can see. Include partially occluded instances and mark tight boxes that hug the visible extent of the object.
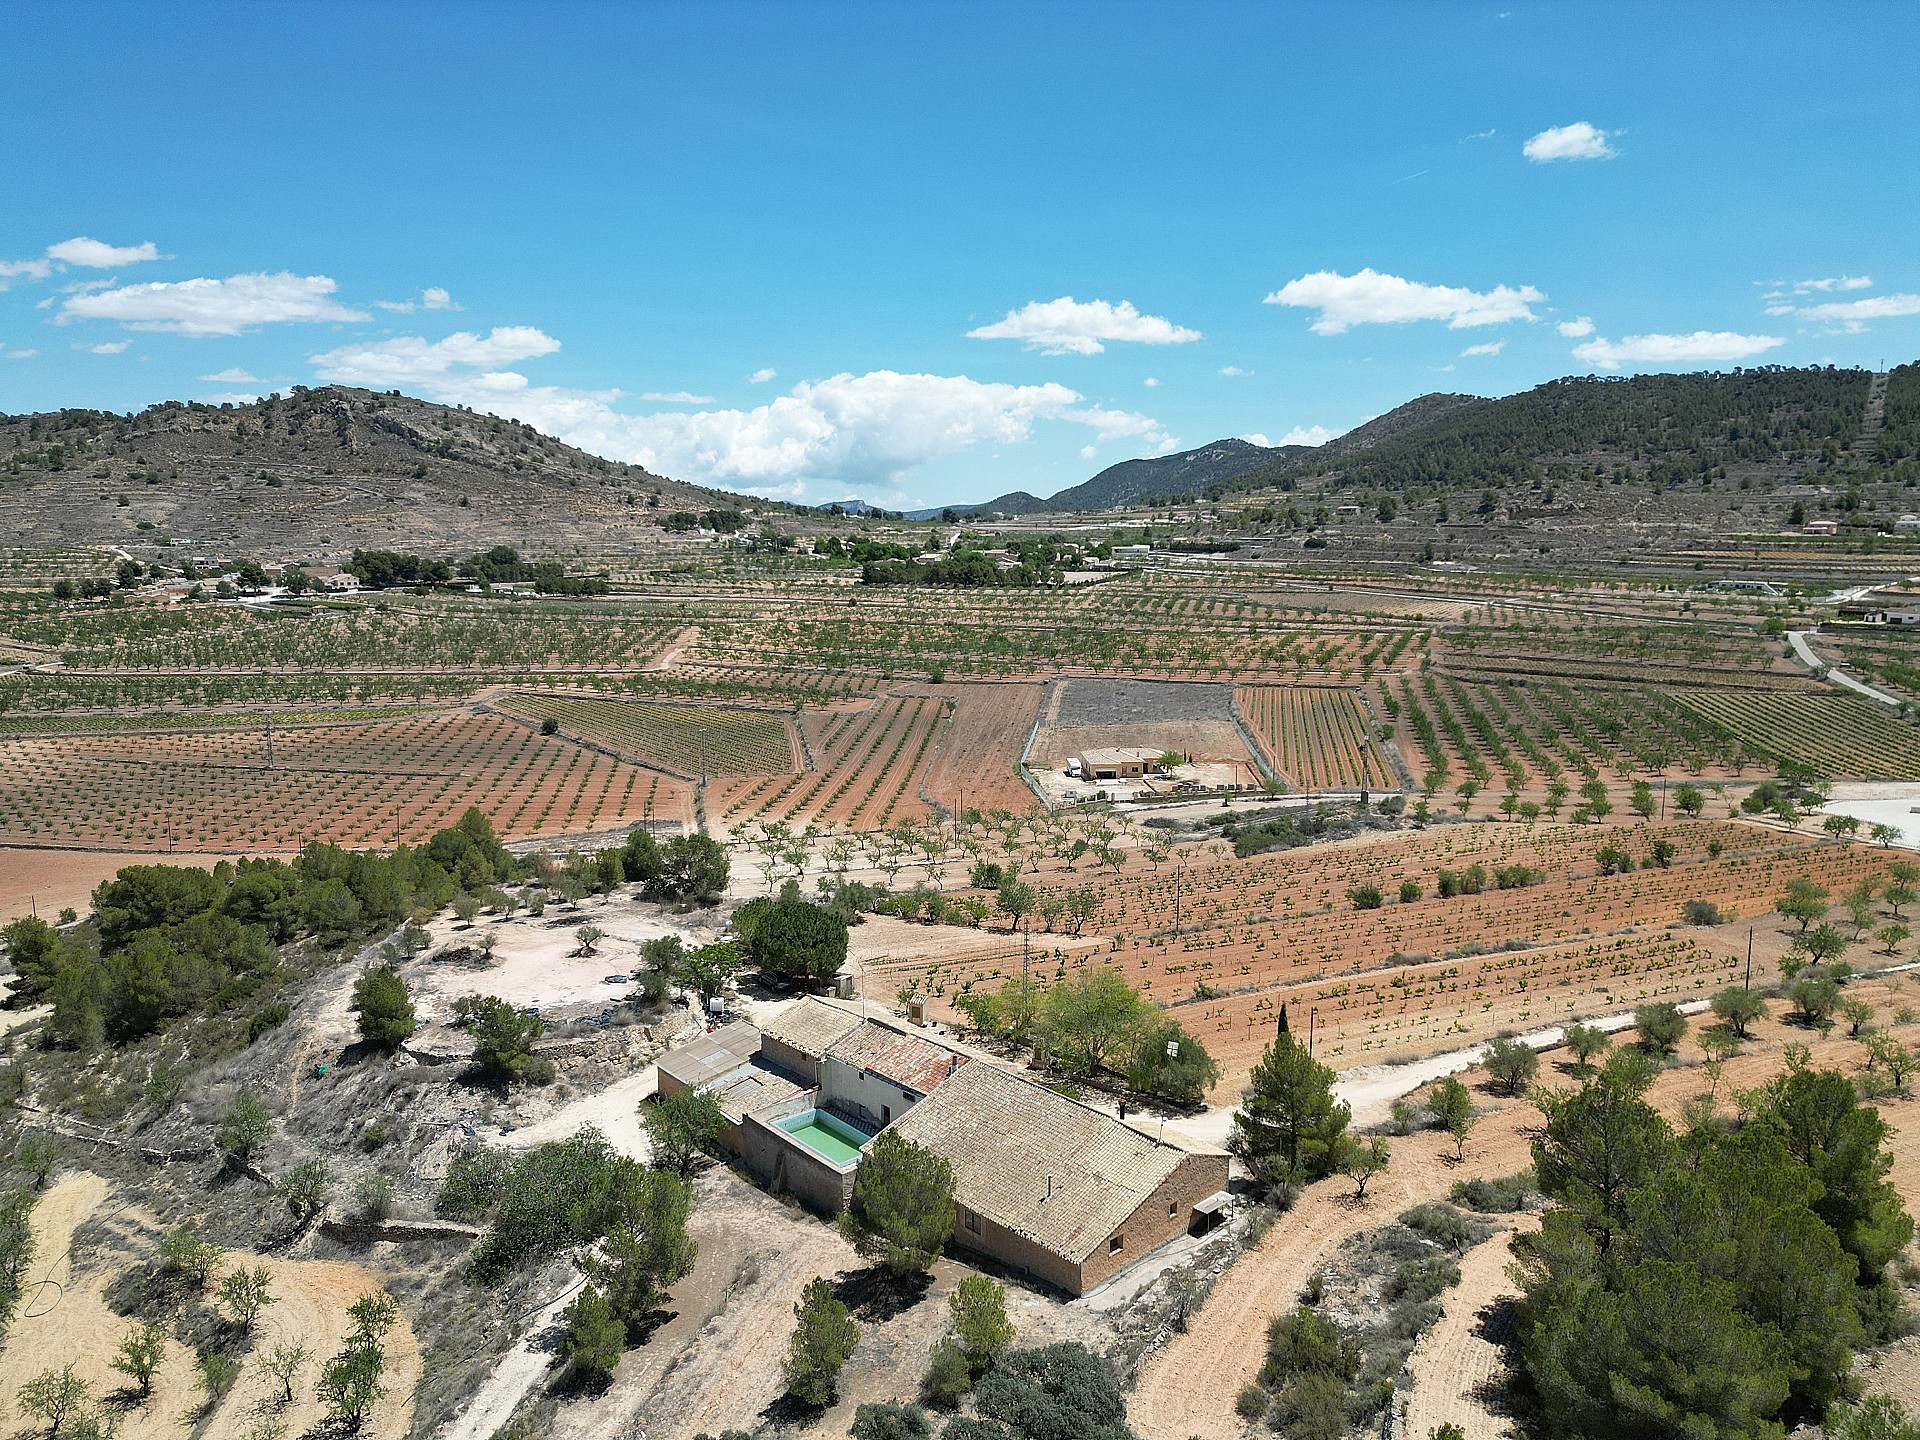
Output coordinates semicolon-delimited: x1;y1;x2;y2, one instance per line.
0;1173;421;1440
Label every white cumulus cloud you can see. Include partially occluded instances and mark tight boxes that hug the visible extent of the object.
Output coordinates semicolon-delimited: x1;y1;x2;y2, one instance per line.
199;367;263;384
86;341;130;354
1523;122;1615;162
1218;365;1253;377
1556;316;1595;337
748;367;777;384
1461;340;1506;357
60;272;369;336
46;237;160;268
1783;275;1873;295
308;332;1173;494
1276;424;1338;447
1572;330;1785;369
1265;268;1543;335
1766;293;1920;330
0;258;52;289
638;391;716;404
1142;376;1159;388
311;327;561;386
966;297;1202;356
375;286;462;314
1240;433;1271;447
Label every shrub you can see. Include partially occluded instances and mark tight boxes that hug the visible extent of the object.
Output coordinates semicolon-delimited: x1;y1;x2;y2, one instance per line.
1399;1204;1490;1254
436;1147;512;1219
1633;1001;1687;1055
850;1401;932;1440
157;1225;223;1288
559;1286;624;1383
355;1172;395;1222
922;1340;973;1408
949;1275;1014;1373
351;966;415;1052
1483;1037;1539;1096
216;1092;273;1163
1384;1257;1460;1304
276;1159;332;1220
1450;1172;1533;1212
1683;899;1723;926
971;1344;1129;1440
784;1277;858;1407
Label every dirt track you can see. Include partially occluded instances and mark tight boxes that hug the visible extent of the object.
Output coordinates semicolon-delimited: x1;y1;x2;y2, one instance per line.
1128;1110;1537;1440
1134;973;1920;1440
1399;1214;1540;1440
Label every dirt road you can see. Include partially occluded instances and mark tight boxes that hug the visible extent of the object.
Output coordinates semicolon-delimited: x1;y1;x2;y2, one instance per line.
1398;1215;1540;1440
1129;1108;1538;1440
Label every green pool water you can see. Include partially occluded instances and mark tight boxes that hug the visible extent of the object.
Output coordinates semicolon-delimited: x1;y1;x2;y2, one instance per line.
779;1110;868;1166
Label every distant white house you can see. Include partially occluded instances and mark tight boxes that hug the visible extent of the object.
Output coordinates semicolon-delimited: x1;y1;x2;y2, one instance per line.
1895;514;1920;533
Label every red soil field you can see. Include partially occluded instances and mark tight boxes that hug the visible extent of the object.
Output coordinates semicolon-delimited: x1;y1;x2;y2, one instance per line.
890;819;1897;1094
0;709;693;853
711;694;947;831
914;682;1044;818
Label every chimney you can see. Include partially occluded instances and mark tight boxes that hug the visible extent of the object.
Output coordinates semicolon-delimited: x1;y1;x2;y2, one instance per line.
1045;1173;1054;1202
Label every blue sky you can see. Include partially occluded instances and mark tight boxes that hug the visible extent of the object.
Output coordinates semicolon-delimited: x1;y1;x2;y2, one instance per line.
2;1;1917;509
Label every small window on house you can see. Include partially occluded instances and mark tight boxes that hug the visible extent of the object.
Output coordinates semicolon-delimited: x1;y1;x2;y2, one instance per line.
1109;1234;1124;1254
966;1211;981;1234
1169;1202;1178;1218
882;1104;891;1123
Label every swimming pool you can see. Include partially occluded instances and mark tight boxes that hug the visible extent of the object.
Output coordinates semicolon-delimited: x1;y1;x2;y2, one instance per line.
777;1109;870;1166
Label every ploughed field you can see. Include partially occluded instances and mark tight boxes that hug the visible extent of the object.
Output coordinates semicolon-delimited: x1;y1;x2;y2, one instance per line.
1237;685;1391;791
711;694;950;831
898;819;1894;1094
0;708;693;850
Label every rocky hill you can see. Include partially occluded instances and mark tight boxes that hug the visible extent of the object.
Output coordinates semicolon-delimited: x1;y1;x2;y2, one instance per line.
0;387;780;563
1225;366;1889;500
923;438;1290;517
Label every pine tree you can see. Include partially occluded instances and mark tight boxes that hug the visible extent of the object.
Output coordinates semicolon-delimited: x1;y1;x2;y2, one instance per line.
1230;1028;1350;1187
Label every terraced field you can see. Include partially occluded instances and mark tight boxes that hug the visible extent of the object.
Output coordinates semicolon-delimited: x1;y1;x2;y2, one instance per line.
887;820;1894;1091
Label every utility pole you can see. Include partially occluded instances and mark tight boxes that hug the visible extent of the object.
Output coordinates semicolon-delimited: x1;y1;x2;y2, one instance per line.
1174;854;1184;932
1309;1006;1316;1057
1745;927;1754;991
264;710;274;769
